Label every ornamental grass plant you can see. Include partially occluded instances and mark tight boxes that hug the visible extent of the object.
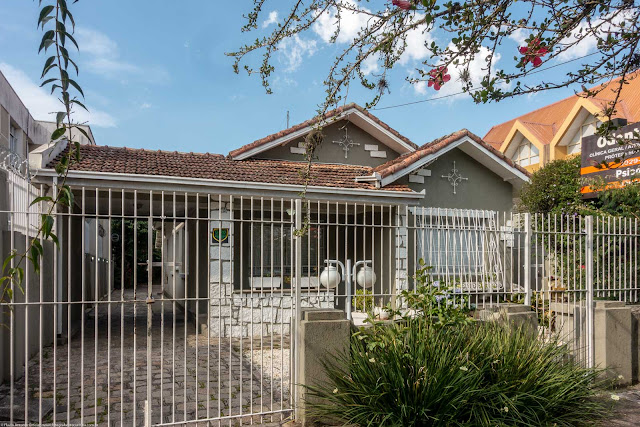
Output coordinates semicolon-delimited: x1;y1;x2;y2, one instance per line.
306;318;607;426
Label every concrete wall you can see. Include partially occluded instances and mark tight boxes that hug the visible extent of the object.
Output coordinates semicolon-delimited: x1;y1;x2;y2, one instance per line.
407;147;516;212
257;120;403;167
0;231;56;384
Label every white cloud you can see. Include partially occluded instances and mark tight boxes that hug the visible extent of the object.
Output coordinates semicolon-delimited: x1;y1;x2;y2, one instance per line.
278;35;317;72
76;27;169;84
398;14;435;65
361;54;379;75
0;62;116;128
263;11;279;28
139;102;152;110
313;0;376;44
508;28;530;46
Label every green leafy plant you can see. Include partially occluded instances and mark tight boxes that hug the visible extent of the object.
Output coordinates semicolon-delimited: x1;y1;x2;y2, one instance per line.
307;318;607;426
1;0;86;307
392;259;473;327
352;288;374;313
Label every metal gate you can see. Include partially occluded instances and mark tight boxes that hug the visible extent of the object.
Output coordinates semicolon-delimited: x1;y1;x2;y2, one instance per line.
1;186;300;425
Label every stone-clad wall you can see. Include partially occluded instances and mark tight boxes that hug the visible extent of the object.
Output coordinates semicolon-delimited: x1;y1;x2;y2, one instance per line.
209;281;334;337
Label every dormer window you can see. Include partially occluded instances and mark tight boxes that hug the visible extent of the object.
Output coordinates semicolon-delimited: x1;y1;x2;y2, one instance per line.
566;116;598;155
511;139;539;167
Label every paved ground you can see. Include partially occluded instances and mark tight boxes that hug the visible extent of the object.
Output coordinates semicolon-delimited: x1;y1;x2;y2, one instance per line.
0;287;292;426
608;384;640;426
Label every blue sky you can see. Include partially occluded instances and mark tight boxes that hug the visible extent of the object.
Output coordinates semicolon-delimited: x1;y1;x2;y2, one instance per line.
0;0;596;154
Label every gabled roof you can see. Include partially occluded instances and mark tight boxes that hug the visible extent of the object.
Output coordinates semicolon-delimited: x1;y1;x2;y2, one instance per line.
484;73;640;149
228;103;419;160
47;144;414;193
372;129;530;186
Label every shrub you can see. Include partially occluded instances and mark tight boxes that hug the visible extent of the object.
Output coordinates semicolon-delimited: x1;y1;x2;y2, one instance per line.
307;319;607;426
518;156;584;214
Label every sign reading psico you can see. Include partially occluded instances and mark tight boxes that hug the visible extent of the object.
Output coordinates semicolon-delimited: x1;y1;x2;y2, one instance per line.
580;122;640;197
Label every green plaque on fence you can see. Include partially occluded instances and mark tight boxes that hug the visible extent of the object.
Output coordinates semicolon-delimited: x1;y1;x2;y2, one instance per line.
212;228;229;244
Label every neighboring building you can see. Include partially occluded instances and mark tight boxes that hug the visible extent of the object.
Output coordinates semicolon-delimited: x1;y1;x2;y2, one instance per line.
484;75;640;172
0;70;97;384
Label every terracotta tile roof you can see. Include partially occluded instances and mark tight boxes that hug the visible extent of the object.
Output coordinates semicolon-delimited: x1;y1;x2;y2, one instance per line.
48;145;414;192
484;73;640;148
374;129;530;178
228;103;419;158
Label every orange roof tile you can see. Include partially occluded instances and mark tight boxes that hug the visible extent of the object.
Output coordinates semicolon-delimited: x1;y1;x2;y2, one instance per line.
484;73;640;148
228;103;418;158
49;145;414;192
374;129;530;178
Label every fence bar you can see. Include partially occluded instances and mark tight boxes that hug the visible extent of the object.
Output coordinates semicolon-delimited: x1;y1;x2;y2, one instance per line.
585;215;595;368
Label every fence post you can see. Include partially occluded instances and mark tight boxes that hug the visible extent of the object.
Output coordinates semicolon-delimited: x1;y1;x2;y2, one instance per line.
294;198;303;421
523;213;532;306
585;215;595;368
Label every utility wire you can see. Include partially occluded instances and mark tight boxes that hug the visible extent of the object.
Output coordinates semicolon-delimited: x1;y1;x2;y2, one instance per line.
370;51;600;111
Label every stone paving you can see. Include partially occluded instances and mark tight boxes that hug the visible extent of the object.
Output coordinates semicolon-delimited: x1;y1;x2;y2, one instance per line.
0;287;292;426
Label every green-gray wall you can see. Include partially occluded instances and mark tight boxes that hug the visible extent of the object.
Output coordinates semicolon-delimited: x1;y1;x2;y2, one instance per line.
406;148;516;212
257;120;405;167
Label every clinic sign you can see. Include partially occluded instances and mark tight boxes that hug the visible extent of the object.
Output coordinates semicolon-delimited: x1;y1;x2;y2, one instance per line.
580;122;640;197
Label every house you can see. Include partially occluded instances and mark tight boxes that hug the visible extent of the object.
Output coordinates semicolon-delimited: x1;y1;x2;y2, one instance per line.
22;103;529;338
484;75;640;172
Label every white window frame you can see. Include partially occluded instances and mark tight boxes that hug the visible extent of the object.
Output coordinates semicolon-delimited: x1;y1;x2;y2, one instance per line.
511;138;540;167
566;116;598;155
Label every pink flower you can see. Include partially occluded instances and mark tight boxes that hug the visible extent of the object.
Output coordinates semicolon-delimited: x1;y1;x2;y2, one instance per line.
519;38;549;67
427;66;451;91
392;0;413;10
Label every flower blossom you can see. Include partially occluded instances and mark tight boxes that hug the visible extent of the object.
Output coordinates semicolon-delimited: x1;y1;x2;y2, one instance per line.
392;0;413;10
427;66;451;91
519;38;549;67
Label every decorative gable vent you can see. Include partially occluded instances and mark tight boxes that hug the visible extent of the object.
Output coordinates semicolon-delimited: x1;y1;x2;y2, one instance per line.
364;144;387;158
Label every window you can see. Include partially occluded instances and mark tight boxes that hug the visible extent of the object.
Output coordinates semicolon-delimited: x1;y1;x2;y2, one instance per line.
566;116;598;155
414;211;504;280
9;125;17;153
511;139;539;167
250;223;325;280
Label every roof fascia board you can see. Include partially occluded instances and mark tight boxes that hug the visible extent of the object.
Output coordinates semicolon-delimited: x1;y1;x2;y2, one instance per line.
380;136;530;187
549;98;602;151
380;137;467;187
347;112;417;153
499;121;546;155
35;169;424;202
231;108;416;160
461;138;531;183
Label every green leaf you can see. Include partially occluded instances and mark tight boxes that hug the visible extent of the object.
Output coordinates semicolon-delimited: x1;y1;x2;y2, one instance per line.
41;55;56;78
29;196;54;207
56;111;66;128
30;246;41;274
50;232;60;248
68;78;84;97
56;20;66;46
70;99;88;112
40;78;57;87
51;126;67;141
74;126;91;142
38;30;55;52
65;31;78;50
38;5;54;28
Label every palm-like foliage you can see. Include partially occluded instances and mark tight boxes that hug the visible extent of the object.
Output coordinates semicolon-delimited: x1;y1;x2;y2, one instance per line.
306;319;607;426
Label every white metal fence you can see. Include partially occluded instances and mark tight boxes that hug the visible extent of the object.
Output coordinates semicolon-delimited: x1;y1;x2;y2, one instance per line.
0;184;639;425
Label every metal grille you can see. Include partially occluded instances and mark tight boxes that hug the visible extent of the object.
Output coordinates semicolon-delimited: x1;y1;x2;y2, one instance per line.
1;183;639;424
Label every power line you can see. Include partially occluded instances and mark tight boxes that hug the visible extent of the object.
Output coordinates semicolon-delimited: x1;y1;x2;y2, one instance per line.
370;51;600;111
